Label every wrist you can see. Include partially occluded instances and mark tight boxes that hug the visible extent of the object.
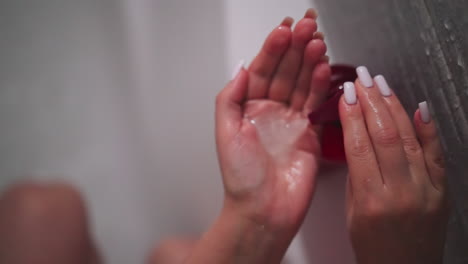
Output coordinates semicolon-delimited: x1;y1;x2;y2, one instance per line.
214;200;292;264
222;191;305;235
185;199;293;264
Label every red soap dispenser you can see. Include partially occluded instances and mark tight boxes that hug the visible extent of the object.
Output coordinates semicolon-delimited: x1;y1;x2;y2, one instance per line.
308;65;357;164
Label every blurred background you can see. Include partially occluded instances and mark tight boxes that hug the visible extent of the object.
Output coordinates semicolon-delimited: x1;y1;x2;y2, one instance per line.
1;0;467;263
0;0;353;263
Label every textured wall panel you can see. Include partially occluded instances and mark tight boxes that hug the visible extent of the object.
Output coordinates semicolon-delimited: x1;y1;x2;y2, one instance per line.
312;0;468;262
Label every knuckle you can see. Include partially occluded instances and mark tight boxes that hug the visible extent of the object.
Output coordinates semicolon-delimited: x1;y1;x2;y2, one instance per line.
396;196;420;216
390;188;427;216
348;139;373;160
357;199;387;220
424;191;449;219
426;201;445;217
401;136;423;156
432;155;446;170
373;127;400;146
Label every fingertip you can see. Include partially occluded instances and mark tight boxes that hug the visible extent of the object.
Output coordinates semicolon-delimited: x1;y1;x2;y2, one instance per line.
281;16;294;28
234;67;249;89
343;82;357;105
293;18;318;40
413;107;437;140
321;55;330;63
305;39;327;61
231;59;246;81
356;66;374;88
313;31;325;40
414;102;434;130
310;38;326;48
304;8;318;19
222;66;249;105
264;26;292;55
419;101;432;124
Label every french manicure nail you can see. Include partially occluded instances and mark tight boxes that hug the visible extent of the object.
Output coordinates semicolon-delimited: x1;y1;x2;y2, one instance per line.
356;66;373;88
419;101;431;123
344;82;357;105
374;75;392;97
231;59;245;80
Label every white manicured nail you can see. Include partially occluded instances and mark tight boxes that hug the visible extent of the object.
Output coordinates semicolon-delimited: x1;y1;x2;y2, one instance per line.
374;75;392;97
344;82;357;105
356;66;373;88
231;59;245;80
419;101;431;123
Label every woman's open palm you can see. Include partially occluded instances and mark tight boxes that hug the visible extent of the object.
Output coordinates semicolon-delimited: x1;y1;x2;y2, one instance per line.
216;12;331;231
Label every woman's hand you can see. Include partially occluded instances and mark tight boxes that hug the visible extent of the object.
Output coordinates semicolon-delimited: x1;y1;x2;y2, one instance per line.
340;67;448;264
184;9;331;264
216;14;329;233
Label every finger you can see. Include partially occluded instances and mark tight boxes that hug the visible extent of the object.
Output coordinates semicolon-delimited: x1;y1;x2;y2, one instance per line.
355;66;409;186
268;18;318;102
375;75;428;184
304;8;318;19
216;64;249;141
321;55;329;63
281;16;294;27
302;61;331;114
339;82;382;196
414;102;446;191
290;39;327;111
247;18;293;99
346;175;354;218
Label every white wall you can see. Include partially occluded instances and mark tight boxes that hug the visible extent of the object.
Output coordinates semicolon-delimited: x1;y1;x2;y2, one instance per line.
0;0;353;263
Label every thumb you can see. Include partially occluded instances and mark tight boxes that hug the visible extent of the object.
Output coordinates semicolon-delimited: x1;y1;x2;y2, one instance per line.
215;61;249;140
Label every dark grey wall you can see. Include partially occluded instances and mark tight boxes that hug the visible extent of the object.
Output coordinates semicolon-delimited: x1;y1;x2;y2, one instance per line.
313;0;468;263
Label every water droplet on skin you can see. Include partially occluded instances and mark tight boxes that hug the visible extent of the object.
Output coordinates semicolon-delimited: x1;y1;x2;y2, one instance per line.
250;119;256;125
